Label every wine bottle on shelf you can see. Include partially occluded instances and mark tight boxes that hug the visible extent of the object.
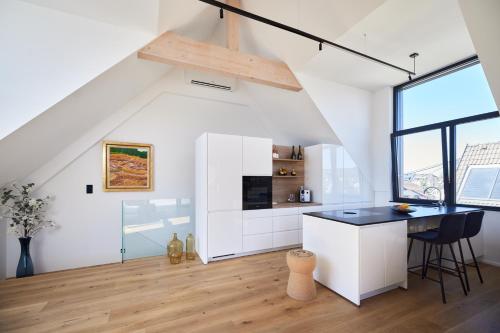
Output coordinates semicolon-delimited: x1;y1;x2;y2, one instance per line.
272;145;279;159
297;145;303;160
291;146;297;160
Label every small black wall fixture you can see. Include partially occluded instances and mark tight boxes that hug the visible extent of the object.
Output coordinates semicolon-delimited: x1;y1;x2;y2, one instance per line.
203;0;415;76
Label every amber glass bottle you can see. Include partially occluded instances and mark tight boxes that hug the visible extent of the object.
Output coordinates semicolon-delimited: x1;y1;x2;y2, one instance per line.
186;233;195;260
168;233;183;264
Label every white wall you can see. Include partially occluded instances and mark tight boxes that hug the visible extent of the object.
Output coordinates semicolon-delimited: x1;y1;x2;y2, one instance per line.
0;224;5;279
371;87;393;206
459;0;500;109
482;211;500;266
295;72;374;186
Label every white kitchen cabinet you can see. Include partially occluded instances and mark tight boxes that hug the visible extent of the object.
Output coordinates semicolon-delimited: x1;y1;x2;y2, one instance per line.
243;136;272;176
273;230;299;247
243;233;273;252
272;207;299;216
197;133;277;264
208;211;242;258
305;144;343;204
243;217;273;235
305;144;372;206
303;215;407;306
359;225;387;293
207;133;242;212
273;215;299;232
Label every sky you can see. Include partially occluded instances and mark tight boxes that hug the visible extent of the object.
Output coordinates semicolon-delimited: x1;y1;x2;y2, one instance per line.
400;63;499;172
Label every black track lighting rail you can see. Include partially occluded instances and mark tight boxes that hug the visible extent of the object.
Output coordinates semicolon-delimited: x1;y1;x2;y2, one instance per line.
199;0;416;76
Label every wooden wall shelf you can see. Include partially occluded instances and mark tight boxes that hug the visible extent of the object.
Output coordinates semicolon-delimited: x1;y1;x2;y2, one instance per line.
273;158;304;162
272;145;305;203
273;176;304;178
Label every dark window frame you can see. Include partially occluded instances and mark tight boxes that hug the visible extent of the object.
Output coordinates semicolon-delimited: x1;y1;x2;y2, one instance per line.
392;55;500;211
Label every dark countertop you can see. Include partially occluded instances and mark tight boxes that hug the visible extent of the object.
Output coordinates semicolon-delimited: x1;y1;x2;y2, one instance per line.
303;205;481;226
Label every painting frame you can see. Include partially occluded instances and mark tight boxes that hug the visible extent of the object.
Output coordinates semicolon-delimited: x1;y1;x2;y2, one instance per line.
102;141;154;192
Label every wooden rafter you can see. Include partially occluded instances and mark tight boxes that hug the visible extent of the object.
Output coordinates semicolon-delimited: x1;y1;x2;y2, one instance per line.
138;32;302;91
226;0;240;51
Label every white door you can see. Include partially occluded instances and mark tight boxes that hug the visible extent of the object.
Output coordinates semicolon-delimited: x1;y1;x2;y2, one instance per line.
208;133;243;211
208;211;242;257
242;136;272;176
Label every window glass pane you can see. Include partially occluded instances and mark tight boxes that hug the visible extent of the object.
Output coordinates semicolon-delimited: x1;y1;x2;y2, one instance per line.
399;63;496;130
459;168;498;199
456;118;500;207
491;176;500;200
397;129;444;200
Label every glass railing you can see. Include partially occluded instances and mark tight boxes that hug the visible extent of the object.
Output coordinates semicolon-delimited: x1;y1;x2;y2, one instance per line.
121;198;194;261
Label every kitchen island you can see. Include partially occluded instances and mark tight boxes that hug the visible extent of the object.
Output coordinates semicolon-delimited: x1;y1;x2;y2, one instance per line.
302;205;479;306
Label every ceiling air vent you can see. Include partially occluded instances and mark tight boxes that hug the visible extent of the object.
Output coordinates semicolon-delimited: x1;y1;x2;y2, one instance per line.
190;80;231;91
184;70;236;91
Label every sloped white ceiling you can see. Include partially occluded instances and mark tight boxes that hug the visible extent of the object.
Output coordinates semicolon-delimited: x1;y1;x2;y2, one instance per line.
0;0;157;139
238;0;385;69
302;0;476;91
19;0;160;33
459;0;500;109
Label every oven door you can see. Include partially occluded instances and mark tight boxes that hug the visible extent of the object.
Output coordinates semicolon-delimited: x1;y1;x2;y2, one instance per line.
243;176;272;210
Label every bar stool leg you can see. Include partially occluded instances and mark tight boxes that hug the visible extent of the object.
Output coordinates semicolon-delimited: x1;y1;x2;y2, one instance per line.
449;243;467;296
467;238;484;284
421;241;427;279
457;240;470;291
407;238;414;263
437;244;446;304
424;243;433;278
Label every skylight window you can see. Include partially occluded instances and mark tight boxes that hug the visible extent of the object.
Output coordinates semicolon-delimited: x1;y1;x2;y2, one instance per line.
459;167;500;199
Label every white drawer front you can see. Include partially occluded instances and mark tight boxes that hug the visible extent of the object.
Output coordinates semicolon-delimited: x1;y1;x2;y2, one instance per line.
243;233;273;252
299;229;303;243
298;205;323;214
273;215;299;232
273;230;299;247
272;207;299;216
243;217;273;235
243;209;273;219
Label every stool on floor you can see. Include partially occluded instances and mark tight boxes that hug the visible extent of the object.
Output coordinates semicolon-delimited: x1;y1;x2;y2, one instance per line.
408;214;467;304
286;249;316;301
457;211;484;291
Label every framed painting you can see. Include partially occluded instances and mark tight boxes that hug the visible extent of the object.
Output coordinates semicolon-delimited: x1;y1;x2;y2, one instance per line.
102;141;154;192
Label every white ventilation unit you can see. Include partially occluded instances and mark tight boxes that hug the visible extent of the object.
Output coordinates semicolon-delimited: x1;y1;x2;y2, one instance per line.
184;70;236;91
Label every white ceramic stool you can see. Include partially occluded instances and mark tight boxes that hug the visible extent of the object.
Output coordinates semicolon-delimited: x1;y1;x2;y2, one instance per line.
286;249;317;301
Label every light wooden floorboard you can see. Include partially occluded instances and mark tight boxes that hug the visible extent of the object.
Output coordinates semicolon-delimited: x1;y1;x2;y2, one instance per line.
1;250;499;332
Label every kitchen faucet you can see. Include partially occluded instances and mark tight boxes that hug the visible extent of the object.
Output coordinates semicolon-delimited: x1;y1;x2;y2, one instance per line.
423;186;445;207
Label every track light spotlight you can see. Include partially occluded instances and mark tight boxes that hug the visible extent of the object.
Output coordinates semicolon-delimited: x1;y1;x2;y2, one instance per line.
219;8;223;19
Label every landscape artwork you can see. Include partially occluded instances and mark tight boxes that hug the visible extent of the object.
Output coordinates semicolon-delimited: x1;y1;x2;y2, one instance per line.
102;141;153;191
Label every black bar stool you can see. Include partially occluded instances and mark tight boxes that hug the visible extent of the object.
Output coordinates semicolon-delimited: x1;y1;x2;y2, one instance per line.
408;214;467;304
457;210;484;291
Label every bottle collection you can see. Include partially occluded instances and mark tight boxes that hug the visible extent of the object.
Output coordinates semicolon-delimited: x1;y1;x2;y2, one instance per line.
290;145;303;160
167;232;196;264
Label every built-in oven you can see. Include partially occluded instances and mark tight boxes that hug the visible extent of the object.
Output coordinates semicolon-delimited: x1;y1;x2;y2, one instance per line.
242;176;272;210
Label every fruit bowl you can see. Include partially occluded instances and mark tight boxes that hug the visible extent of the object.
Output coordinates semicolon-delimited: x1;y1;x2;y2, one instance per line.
391;205;416;214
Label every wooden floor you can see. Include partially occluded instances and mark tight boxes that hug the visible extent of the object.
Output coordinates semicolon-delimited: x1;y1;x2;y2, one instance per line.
1;251;499;333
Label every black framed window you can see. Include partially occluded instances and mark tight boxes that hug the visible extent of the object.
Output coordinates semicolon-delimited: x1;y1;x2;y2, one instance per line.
392;56;500;209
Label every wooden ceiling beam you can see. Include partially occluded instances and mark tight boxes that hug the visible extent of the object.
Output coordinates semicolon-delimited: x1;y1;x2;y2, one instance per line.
226;0;240;51
138;32;302;91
